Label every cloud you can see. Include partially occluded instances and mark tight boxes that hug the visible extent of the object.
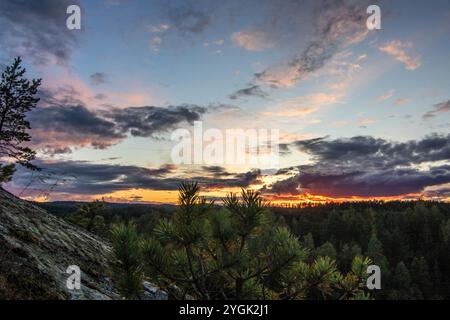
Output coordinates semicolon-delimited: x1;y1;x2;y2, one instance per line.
28;105;125;154
37;86;86;107
262;107;318;118
250;0;370;89
269;165;450;198
151;36;163;45
89;72;109;86
203;39;224;47
6;160;261;199
293;134;450;168
103;105;207;137
357;117;375;128
357;54;367;61
423;99;450;120
148;23;171;33
28;102;207;154
379;40;422;70
231;30;272;51
0;0;81;65
164;2;211;36
266;134;450;198
7;160;181;196
150;36;163;51
378;90;395;101
261;93;339;117
201;166;232;177
394;97;410;106
147;22;171;52
229;85;268;100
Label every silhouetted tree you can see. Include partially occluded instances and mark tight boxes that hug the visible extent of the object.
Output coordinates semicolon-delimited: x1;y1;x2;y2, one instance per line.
71;200;107;233
0;57;41;182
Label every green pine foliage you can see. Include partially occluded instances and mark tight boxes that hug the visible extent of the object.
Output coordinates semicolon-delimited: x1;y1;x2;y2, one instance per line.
111;182;370;300
110;222;144;299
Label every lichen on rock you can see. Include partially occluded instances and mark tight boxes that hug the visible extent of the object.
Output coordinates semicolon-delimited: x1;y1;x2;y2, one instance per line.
0;188;121;300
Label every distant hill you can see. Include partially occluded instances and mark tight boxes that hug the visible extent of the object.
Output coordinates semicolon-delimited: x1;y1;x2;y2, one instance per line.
36;201;177;217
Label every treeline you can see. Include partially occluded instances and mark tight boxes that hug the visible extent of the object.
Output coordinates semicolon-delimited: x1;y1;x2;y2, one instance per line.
38;201;173;236
271;201;450;299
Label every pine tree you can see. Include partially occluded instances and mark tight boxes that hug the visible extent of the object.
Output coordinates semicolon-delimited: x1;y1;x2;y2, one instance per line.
315;241;337;260
366;233;390;277
0;163;15;183
441;219;450;245
110;222;144;299
301;232;315;262
390;261;411;299
71;200;107;233
114;182;372;300
338;243;362;272
0;57;41;180
410;257;432;298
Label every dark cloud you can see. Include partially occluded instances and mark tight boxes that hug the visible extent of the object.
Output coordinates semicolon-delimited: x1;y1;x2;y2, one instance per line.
90;72;108;86
201;166;232;177
37;86;85;107
7;160;180;196
423;100;450;119
0;0;81;65
6;160;261;198
28;105;125;154
269;165;450;198
278;143;291;156
27;101;207;154
275;167;296;175
164;1;211;36
229;85;268;100
266;134;450;198
293;134;450;170
234;169;262;187
191;168;262;189
103;105;207;138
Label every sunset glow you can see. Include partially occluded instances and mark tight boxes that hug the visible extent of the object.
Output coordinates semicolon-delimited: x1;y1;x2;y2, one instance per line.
1;0;448;205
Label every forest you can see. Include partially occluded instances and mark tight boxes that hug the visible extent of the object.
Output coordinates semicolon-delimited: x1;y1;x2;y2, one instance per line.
39;191;450;300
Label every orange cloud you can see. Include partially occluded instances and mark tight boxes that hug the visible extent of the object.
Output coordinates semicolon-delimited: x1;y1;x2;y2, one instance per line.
379;40;421;71
261;93;340;117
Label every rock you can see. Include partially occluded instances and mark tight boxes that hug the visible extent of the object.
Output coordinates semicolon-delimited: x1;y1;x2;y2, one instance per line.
142;281;168;300
0;188;121;300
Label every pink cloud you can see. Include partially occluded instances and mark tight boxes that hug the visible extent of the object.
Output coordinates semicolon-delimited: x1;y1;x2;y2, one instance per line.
379;40;422;71
231;30;273;51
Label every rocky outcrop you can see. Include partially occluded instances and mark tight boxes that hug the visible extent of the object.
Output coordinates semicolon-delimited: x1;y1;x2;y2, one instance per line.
0;188;121;300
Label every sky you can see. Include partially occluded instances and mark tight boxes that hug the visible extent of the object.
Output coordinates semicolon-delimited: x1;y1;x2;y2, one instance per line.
1;0;449;204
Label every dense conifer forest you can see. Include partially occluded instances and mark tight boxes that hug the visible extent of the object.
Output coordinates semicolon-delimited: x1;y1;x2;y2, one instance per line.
39;197;450;300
